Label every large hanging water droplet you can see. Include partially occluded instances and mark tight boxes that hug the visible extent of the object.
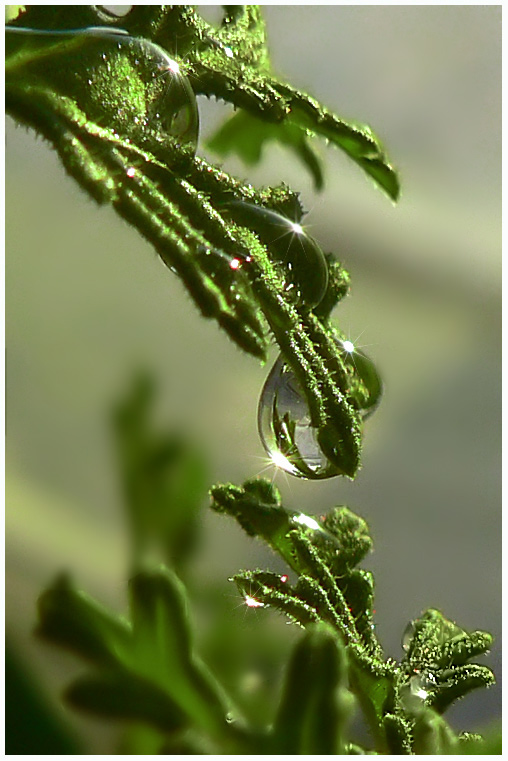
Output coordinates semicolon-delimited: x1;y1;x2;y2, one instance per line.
258;337;381;479
221;201;328;309
258;354;341;479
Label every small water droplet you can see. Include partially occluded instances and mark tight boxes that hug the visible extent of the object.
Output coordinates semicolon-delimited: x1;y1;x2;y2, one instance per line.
258;354;341;479
126;166;136;177
410;674;428;700
289;511;342;559
337;337;382;418
400;671;435;712
139;42;198;151
244;594;265;608
280;574;289;583
221;201;328;308
402;620;415;651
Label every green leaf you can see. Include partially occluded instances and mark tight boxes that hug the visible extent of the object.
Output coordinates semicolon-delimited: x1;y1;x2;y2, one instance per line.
36;568;249;749
411;706;458;755
348;655;396;750
400;609;495;715
66;671;186;732
6;642;82;754
321;507;373;574
429;665;495;715
128;568;232;739
232;569;321;627
210;480;361;581
313;255;351;321
36;574;131;668
452;724;502;755
383;713;413;755
112;374;208;571
271;624;352;754
208;110;324;190
211;479;384;652
341;570;379;654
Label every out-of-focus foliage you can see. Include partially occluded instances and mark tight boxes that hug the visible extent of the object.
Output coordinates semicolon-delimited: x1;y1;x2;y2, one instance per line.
5;642;81;755
31;378;497;754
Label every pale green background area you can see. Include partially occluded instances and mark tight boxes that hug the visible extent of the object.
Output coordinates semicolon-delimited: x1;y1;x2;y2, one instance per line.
6;5;500;750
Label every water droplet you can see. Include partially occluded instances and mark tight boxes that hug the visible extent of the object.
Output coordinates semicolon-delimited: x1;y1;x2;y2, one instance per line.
402;620;415;651
400;671;435;712
126;166;136;177
280;574;289;583
291;512;321;531
258;355;341;479
288;511;343;562
25;25;200;153
244;594;265;608
221;201;328;308
337;337;382;418
137;41;198;150
257;337;379;480
409;673;429;700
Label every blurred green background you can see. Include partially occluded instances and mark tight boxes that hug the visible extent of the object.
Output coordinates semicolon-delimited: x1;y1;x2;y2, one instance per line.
6;5;500;752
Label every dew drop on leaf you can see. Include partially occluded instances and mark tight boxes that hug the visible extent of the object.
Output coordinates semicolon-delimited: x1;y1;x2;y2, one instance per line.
289;511;342;556
402;620;415;651
96;34;199;151
258;338;381;479
221;201;329;308
257;354;341;479
336;336;382;418
401;672;434;709
8;25;200;152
